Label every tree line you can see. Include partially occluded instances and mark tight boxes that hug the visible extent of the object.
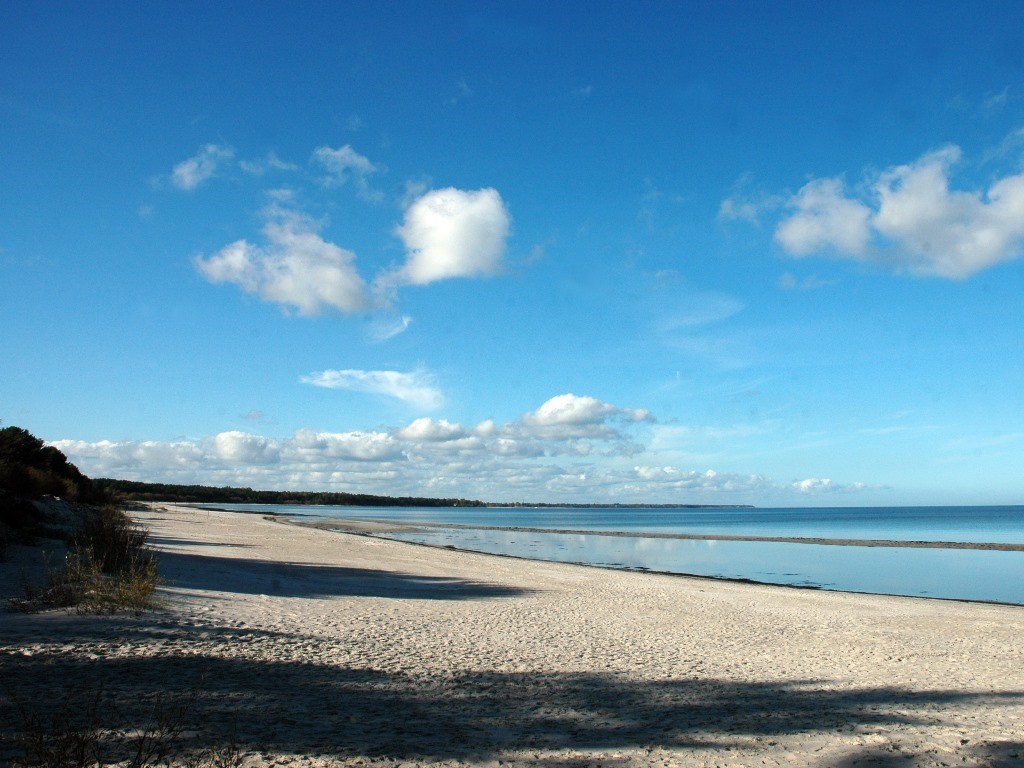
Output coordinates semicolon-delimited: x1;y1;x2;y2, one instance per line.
93;478;485;507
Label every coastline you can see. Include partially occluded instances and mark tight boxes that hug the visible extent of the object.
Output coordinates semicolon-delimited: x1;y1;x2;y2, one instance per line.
3;502;1024;767
297;518;1024;609
302;516;1024;552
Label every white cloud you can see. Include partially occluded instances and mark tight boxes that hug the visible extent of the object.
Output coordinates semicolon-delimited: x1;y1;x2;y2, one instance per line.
293;428;402;461
517;393;651;445
194;207;368;316
172;144;235;190
632;466;772;493
524;393;619;427
473;419;497;438
873;146;1024;278
300;368;444;410
792;477;867;494
195;239;261;292
213;431;280;464
312;144;381;199
771;145;1024;278
392;187;511;285
53;393;861;503
50;439;204;471
774;177;872;256
396;418;466;442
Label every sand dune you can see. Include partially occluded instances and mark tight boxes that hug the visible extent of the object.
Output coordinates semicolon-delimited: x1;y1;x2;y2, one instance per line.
2;503;1023;767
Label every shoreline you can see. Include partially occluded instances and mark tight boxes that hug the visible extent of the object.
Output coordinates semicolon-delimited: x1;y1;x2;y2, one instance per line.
5;502;1024;767
291;517;1024;609
298;515;1024;551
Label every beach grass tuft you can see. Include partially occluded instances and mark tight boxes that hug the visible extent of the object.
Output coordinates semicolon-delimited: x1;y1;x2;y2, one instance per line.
9;504;160;614
7;683;245;768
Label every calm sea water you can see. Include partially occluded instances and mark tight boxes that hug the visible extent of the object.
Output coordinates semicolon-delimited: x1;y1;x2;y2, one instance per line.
196;504;1024;604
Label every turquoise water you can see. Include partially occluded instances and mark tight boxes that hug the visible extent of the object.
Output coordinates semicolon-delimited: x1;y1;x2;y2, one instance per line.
196;504;1024;604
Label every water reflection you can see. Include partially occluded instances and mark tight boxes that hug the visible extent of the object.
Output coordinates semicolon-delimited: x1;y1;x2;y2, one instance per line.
200;504;1024;544
386;528;1024;605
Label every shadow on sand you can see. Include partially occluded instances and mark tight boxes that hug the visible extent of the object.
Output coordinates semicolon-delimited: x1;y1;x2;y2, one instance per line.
155;549;535;600
2;616;1022;766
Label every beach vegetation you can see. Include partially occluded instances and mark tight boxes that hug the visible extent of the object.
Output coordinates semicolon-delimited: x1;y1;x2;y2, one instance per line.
10;504;160;614
0;425;103;505
0;425;160;614
8;682;244;768
94;477;486;507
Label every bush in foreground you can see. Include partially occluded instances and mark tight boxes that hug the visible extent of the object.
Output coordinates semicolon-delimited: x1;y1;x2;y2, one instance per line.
8;683;244;768
10;505;159;615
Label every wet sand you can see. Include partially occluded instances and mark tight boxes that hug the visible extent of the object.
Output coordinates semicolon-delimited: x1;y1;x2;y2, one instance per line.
2;503;1023;767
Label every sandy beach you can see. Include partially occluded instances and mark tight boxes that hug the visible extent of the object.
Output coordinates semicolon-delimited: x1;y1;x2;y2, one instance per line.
3;503;1024;767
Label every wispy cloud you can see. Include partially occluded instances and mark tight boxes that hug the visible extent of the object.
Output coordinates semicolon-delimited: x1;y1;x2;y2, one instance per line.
311;144;382;200
366;314;412;342
777;273;837;291
171;144;235;190
300;368;444;410
239;151;299;176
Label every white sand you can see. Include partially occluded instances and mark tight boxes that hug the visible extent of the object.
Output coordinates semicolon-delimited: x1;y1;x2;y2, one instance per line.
3;503;1024;767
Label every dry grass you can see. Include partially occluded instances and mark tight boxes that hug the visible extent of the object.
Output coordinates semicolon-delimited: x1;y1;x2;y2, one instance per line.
8;505;159;615
6;683;244;768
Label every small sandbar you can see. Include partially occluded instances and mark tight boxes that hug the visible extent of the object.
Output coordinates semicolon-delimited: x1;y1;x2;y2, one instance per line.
301;516;1024;551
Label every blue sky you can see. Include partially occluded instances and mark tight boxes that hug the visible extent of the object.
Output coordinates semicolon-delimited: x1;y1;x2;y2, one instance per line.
3;1;1024;506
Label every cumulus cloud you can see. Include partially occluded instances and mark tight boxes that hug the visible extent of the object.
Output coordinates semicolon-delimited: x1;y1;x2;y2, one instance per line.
525;394;619;427
49;439;205;471
872;146;1024;278
300;368;444;410
396;418;465;442
213;431;280;464
392;188;511;285
194;207;368;315
513;394;652;453
293;428;401;461
171;144;235;190
53;392;862;503
175;140;516;325
774;177;872;256
769;145;1024;278
522;394;650;435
